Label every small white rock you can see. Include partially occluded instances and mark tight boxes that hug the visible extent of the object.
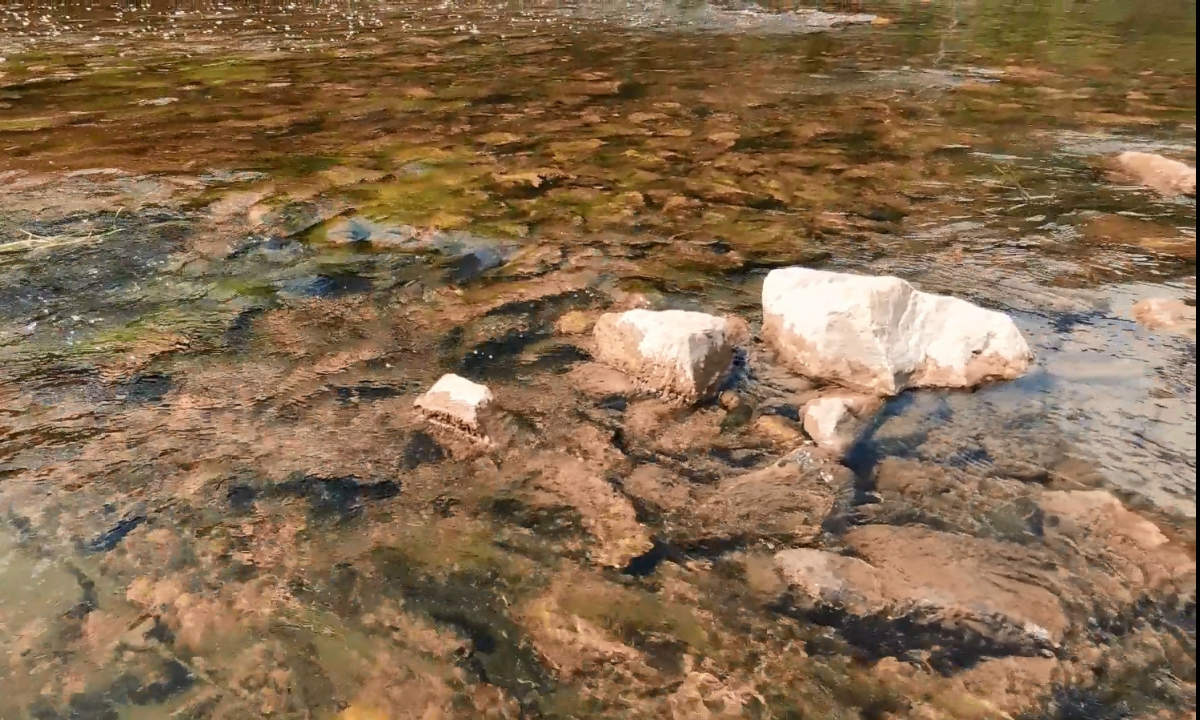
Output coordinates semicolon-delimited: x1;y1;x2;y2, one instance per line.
414;374;495;441
762;268;1033;396
592;309;743;403
802;395;879;455
1113;151;1196;197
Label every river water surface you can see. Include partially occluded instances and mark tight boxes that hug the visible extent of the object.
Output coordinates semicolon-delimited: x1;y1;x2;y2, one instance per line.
0;0;1196;718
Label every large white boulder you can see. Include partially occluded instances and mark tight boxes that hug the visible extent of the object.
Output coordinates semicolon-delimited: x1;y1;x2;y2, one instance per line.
762;268;1033;396
593;309;745;403
414;374;495;443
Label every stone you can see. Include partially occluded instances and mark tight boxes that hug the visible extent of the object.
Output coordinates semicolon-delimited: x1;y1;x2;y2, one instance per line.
325;216;418;247
691;449;847;545
413;374;495;442
802;394;881;455
592;309;743;403
1112;151;1196;197
1038;490;1195;593
775;525;1068;657
762;267;1033;396
752;414;805;445
1133;297;1196;336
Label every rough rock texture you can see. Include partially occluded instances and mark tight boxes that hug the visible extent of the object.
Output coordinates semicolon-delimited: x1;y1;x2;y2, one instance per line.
1112;152;1197;197
592;309;745;403
1038;490;1196;594
762;268;1033;396
1133;298;1196;336
691;449;847;545
413;374;495;442
520;453;654;568
775;525;1069;658
802;394;882;455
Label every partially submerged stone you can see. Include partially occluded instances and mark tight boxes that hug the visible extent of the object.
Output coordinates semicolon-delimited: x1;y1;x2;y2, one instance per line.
1111;151;1197;197
592;309;744;403
691;449;847;545
775;525;1068;658
762;267;1033;396
325;216;418;247
1038;490;1195;593
802;394;881;455
1132;297;1196;336
413;374;495;443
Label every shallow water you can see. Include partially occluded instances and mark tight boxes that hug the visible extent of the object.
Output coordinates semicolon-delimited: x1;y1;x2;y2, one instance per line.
0;0;1196;717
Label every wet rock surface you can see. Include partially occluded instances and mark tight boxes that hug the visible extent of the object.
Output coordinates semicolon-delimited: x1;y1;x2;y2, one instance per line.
762;267;1034;396
1;1;1197;718
592;309;744;403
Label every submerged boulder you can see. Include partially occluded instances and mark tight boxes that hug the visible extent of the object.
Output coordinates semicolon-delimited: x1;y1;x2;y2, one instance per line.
762;268;1033;396
774;525;1068;659
593;309;746;403
1132;297;1196;336
1111;151;1197;197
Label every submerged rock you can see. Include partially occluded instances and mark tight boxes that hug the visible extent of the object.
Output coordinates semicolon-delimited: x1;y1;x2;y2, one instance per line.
593;309;746;403
691;449;847;545
1038;490;1195;594
325;216;418;247
1111;152;1197;197
413;374;496;443
762;268;1033;396
775;524;1068;659
1132;297;1196;336
802;394;881;455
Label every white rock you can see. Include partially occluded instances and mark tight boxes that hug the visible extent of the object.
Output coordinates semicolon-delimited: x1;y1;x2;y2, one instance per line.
1113;152;1196;197
802;395;879;455
413;374;495;441
762;268;1033;396
592;309;744;403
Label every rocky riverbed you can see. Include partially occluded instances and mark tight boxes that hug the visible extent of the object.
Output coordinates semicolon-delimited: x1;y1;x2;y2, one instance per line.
1;0;1196;718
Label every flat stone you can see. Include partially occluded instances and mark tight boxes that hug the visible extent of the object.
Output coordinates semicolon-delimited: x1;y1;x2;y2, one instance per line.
413;374;495;442
775;525;1068;657
1112;151;1196;197
762;267;1033;396
592;309;744;403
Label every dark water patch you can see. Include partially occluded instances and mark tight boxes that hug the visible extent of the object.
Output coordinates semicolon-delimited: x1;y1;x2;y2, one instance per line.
621;539;686;577
331;381;408;403
277;272;373;298
488;496;587;538
271;473;400;520
707;446;766;468
226;483;256;512
761;402;801;421
84;515;146;553
401;431;446;470
371;549;557;713
442;246;508;285
522;343;592;373
121;373;171;403
223;306;265;350
483;288;603;324
774;598;1057;675
597;394;628;412
843;393;942;494
458;328;551;381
